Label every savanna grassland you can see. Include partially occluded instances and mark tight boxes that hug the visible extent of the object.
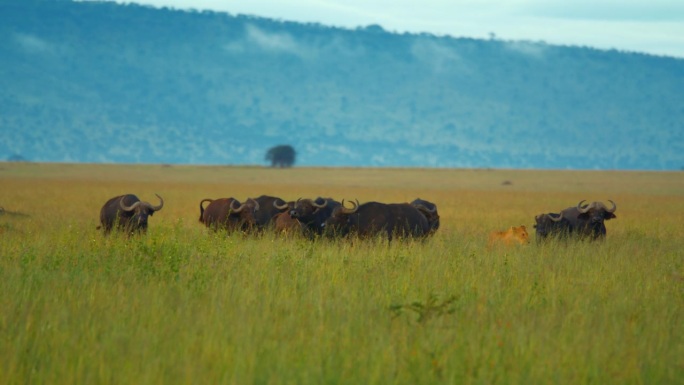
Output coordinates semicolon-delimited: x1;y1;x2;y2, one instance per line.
0;163;682;385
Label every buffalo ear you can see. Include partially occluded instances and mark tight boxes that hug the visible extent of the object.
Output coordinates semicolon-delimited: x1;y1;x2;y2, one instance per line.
605;213;616;220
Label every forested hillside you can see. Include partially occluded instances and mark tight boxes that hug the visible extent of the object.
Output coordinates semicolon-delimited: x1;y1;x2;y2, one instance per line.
1;0;683;169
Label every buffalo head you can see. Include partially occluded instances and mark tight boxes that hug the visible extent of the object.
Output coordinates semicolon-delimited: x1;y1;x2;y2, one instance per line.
576;200;616;223
99;193;164;235
119;193;164;232
534;212;570;241
558;199;617;240
288;197;341;236
323;199;359;236
575;199;616;239
289;197;328;220
230;198;260;230
199;197;260;232
411;198;439;234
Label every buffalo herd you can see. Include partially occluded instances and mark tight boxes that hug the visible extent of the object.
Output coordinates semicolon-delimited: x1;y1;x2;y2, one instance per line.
197;195;439;241
97;193;617;243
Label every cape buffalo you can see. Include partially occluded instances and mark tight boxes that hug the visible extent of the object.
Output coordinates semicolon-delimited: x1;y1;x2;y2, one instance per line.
273;209;304;235
98;194;164;235
489;225;530;246
252;195;289;230
289;197;341;237
411;198;440;234
534;212;571;242
199;197;259;232
560;200;617;240
324;200;430;241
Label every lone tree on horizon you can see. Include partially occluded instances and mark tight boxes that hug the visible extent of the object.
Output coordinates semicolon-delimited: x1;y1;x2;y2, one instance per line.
265;145;296;168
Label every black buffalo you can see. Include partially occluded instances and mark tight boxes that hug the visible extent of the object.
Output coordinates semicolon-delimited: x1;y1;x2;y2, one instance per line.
533;212;571;241
289;197;341;237
324;200;430;240
251;195;289;230
199;197;259;232
411;198;440;234
559;200;617;240
98;194;164;235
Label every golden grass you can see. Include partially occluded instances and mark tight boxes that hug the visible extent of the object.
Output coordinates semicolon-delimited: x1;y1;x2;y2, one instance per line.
0;163;682;384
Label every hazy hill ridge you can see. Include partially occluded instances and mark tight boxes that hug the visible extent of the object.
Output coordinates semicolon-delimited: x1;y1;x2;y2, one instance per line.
1;0;683;169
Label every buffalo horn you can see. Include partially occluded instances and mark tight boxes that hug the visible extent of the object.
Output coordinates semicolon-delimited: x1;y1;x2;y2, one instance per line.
415;203;436;214
150;194;164;211
576;200;590;213
312;198;327;208
230;199;244;213
273;200;290;210
339;199;359;214
546;212;564;222
606;200;617;213
120;197;141;212
247;198;260;211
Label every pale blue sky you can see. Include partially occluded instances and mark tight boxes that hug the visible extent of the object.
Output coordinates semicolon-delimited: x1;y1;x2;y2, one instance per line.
103;0;684;58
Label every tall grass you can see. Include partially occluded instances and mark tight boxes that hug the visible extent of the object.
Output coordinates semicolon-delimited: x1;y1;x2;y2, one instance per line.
0;163;682;384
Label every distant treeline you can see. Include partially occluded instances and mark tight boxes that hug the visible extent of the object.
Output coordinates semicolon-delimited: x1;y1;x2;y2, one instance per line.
0;0;683;169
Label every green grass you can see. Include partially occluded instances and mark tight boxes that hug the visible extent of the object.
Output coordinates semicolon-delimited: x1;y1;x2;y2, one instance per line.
0;163;682;384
